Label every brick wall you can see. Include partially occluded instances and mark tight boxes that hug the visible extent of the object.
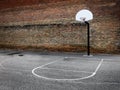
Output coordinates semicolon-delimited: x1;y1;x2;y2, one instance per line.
0;23;88;52
0;0;70;9
0;0;120;53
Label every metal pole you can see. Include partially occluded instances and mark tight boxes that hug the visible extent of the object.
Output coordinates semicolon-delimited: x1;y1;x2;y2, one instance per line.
85;21;90;56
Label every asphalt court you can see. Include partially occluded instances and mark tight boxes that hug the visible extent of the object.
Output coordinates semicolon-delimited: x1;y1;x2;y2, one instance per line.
32;58;103;81
0;50;120;90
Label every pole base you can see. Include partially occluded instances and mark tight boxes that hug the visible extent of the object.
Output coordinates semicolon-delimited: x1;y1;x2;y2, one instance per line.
83;55;93;57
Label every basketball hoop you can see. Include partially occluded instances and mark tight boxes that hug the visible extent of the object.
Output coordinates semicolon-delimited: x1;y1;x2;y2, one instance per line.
75;9;93;22
75;9;93;56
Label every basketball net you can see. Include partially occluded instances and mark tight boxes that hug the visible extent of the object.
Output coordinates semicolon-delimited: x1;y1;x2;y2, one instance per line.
80;17;86;23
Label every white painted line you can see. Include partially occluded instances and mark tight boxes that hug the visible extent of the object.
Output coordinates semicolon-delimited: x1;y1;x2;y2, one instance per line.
32;59;103;81
94;59;103;73
32;60;58;78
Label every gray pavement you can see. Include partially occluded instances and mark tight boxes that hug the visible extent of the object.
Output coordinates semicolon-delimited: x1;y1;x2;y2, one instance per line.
0;49;120;90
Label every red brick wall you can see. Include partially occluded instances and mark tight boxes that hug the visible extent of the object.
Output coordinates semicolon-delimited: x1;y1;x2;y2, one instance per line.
0;0;120;53
0;0;73;9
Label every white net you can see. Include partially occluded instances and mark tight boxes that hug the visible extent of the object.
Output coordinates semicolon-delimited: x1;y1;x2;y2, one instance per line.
80;17;86;23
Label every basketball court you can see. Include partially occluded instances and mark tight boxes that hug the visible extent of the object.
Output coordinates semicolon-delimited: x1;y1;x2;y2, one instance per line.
0;50;120;90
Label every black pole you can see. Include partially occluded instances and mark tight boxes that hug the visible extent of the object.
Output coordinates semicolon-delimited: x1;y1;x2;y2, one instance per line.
85;21;90;56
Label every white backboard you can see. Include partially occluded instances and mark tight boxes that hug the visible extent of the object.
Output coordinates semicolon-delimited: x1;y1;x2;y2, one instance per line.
75;9;93;22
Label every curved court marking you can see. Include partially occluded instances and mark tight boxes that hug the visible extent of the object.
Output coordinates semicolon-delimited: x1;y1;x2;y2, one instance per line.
32;59;103;81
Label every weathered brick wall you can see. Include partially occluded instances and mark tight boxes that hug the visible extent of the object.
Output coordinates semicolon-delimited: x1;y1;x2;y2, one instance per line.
0;0;120;53
91;17;120;53
0;0;70;9
0;24;87;52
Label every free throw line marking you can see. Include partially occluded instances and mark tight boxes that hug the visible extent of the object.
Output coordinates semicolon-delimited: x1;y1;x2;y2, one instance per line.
32;59;103;81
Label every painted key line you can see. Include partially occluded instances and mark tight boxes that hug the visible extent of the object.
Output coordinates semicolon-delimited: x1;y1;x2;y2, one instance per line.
32;59;104;81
